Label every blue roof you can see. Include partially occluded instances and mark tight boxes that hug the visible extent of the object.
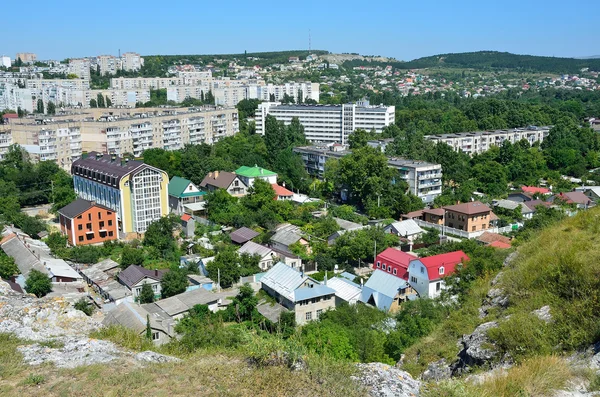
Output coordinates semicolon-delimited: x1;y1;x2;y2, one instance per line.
339;271;356;281
294;285;336;301
359;270;409;311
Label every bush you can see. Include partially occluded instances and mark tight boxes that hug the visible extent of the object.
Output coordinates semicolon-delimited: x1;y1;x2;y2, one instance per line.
24;269;52;297
138;282;155;303
160;268;188;298
0;254;19;279
74;298;94;316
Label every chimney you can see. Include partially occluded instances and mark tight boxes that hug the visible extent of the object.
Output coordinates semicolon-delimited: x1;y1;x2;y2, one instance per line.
155;270;159;277
214;170;219;178
111;154;116;162
324;270;328;286
208;172;213;178
90;201;96;206
282;181;286;187
125;158;129;164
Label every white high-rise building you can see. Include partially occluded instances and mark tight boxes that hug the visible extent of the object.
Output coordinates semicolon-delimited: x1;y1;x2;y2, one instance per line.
68;58;91;80
0;56;11;68
256;101;395;144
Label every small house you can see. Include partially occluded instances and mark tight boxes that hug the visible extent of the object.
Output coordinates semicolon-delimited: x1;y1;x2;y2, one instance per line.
117;265;165;300
359;270;416;312
167;176;206;215
407;250;469;299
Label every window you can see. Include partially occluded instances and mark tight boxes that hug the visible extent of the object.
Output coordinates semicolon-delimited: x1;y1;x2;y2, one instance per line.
388;266;392;273
436;282;441;292
410;276;417;283
420;267;425;274
305;312;312;321
99;221;105;228
88;213;91;221
86;223;92;230
77;215;82;220
376;261;380;268
108;231;113;237
439;266;445;275
108;220;113;226
78;236;84;242
472;225;476;231
393;269;397;275
98;212;102;219
382;264;386;270
78;224;82;230
152;332;160;341
316;309;323;318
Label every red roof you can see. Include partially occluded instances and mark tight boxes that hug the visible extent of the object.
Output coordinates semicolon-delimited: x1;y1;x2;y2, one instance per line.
522;186;550;194
443;201;491;215
489;241;511;249
417;250;469;281
376;248;417;279
3;113;18;119
181;214;192;222
271;183;293;198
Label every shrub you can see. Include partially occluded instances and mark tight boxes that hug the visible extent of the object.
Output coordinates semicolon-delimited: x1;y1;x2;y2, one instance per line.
24;269;52;297
74;298;94;316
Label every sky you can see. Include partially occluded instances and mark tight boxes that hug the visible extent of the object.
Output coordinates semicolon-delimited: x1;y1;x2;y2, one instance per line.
2;0;599;61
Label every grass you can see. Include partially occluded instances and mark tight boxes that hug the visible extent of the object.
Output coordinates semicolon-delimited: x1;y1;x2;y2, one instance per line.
1;328;366;397
423;356;575;397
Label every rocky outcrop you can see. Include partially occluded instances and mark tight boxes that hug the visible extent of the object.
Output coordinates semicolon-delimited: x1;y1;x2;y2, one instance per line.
354;363;421;397
135;351;182;364
421;359;451;382
18;337;122;368
532;305;552;323
452;321;501;375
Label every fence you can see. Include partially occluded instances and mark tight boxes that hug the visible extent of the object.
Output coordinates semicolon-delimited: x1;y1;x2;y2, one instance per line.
414;219;514;239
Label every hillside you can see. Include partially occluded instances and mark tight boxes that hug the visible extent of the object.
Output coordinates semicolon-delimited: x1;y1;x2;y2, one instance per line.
343;50;600;74
401;206;600;396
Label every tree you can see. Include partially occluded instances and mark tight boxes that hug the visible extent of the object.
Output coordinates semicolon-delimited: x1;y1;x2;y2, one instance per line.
25;269;52;297
36;99;44;114
139;282;155;303
74;298;94;316
17;107;25;118
105;96;112;107
160;268;188;298
97;93;105;108
146;314;152;340
348;129;372;149
143;215;179;260
47;101;56;115
224;283;258;323
0;255;19;279
120;245;145;268
89;99;97;108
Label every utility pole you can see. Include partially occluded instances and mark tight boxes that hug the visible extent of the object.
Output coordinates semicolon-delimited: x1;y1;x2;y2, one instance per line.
217;268;221;292
50;180;54;202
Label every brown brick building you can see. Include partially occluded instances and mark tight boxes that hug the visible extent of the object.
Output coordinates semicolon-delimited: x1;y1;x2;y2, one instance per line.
443;201;496;232
58;198;118;246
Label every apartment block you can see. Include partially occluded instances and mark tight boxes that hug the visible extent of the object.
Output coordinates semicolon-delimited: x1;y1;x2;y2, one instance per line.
68;58;91;80
16;53;37;63
0;56;11;68
120;52;144;72
71;152;169;234
257;101;395;144
97;55;121;75
89;89;151;107
257;82;320;103
293;144;442;203
426;126;551;156
0;82;35;113
11;120;83;170
0;127;13;161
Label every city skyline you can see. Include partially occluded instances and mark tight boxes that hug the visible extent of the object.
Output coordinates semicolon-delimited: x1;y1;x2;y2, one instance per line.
2;0;599;61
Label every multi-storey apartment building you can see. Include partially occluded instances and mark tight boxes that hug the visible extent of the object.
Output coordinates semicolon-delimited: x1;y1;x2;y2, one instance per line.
293;145;442;204
71;152;169;234
0;82;35;113
97;55;121;76
120;52;144;72
11;120;82;170
0;127;13;161
89;89;150;107
426;126;551;156
257;101;395;144
16;53;37;64
68;58;91;80
0;56;11;68
257;82;320;103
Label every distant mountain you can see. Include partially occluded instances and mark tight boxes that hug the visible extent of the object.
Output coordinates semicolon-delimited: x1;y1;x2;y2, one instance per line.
343;51;600;74
576;55;600;59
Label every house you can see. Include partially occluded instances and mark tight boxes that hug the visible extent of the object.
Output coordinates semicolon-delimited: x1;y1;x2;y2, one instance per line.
271;183;294;200
521;186;550;196
238;241;277;271
507;192;533;203
58;198;118;246
493;199;535;219
407;250;469;299
180;214;195;237
334;217;364;231
229;227;260;245
580;186;600;203
383;219;424;244
549;191;594;209
103;301;174;345
443;202;496;232
359;270;417;312
522;199;553;213
375;248;417;280
477;232;511;248
327;277;362;305
187;274;214;291
271;246;302;271
149;287;233;321
117;265;166;300
422;208;445;225
80;259;131;305
260;262;336;325
167;176;206;215
199;171;247;197
270;224;309;254
235;165;278;188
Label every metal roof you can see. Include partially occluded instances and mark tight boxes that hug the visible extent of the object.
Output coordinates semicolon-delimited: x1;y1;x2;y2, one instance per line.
235;165;277;178
260;262;306;301
117;265;165;289
270;224;302;247
294;284;336;301
326;277;362;303
385;219;424;237
363;269;408;299
238;241;273;258
153;287;232;316
230;227;260;244
58;198;113;219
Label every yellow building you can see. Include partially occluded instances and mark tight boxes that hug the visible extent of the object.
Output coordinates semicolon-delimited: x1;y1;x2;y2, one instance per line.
71;152;169;234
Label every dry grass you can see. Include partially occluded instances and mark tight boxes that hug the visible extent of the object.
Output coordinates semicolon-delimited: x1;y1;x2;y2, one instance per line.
0;332;366;397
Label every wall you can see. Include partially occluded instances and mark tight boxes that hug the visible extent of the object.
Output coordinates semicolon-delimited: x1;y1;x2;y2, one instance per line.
67;206;118;246
294;294;335;325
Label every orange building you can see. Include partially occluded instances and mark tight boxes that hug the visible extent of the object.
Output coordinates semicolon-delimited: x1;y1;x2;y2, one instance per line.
443;201;496;232
58;198;118;246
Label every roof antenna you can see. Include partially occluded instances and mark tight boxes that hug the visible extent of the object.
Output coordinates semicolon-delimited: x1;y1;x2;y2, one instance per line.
309;29;311;52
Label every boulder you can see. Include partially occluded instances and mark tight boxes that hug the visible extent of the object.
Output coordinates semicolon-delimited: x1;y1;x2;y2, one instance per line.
354;362;421;397
18;337;121;368
452;321;499;375
135;351;182;364
421;359;451;381
532;306;552;323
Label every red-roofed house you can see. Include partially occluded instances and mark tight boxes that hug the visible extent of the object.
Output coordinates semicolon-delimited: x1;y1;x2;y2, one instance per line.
522;186;550;195
407;250;469;298
271;183;294;201
489;240;512;249
374;247;417;280
2;113;18;124
550;191;594;209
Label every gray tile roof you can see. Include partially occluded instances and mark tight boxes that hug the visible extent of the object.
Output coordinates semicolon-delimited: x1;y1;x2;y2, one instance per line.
1;234;48;277
58;198;113;219
230;227;260;244
238;241;273;258
118;265;165;289
71;152;146;187
270;224;302;247
260;262;306;301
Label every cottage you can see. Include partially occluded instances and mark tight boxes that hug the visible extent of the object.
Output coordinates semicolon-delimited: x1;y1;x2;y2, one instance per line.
235;165;278;187
149;287;232;321
359;270;417;312
549;191;594;209
103;301;174;345
327;277;362;305
260;262;335;325
270;224;309;254
407;250;469;299
272;183;294;201
80;259;131;305
229;227;260;245
383;220;424;248
58;198;118;246
375;247;417;280
493;199;535;219
199;171;247;197
167;176;206;215
238;241;277;271
578;186;600;203
117;265;165;300
443;202;496;232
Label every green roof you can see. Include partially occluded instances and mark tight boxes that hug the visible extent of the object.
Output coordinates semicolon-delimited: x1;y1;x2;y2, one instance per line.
168;176;206;198
235;165;277;178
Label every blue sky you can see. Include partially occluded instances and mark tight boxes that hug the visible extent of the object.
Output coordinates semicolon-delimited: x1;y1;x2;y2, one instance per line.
2;0;599;61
